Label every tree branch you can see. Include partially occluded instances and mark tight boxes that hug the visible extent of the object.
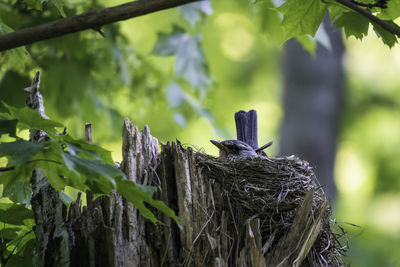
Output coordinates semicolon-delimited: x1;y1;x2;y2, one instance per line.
334;0;400;38
0;166;15;172
0;0;200;51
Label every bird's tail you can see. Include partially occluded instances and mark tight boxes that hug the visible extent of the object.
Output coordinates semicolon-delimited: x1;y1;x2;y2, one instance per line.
234;110;258;149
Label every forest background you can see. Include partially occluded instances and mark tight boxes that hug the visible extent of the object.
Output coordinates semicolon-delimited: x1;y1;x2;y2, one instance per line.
1;0;400;266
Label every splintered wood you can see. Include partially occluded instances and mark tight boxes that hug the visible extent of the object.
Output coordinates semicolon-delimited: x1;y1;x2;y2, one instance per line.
32;118;346;266
121;120;346;266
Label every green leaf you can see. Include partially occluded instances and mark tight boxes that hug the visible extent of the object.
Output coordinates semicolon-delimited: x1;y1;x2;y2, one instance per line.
0;162;34;188
37;160;66;191
175;34;211;90
116;178;180;225
34;141;66;190
153;26;211;90
3;103;63;139
59;190;74;206
278;0;326;42
2;181;32;206
376;0;400;20
328;4;345;23
0;23;30;69
152;26;186;56
253;0;283;41
179;2;212;27
49;0;67;17
295;35;317;55
0;140;44;166
372;22;399;48
0;116;17;138
334;12;369;40
23;0;42;10
0;227;20;240
63;135;114;164
62;152;121;194
0;204;33;225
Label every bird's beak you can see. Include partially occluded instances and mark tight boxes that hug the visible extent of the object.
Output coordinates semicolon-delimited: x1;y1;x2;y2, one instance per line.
210;140;226;151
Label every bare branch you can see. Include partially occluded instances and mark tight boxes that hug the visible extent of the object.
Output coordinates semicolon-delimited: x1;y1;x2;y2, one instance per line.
0;0;200;51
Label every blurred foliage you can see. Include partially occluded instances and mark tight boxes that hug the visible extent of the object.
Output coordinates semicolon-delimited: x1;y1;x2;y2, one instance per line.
0;0;400;266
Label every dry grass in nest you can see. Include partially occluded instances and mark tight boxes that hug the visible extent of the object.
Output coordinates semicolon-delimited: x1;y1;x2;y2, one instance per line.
196;153;348;266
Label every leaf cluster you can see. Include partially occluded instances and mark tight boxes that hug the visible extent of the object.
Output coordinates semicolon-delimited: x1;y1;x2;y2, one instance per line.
0;103;180;265
254;0;400;51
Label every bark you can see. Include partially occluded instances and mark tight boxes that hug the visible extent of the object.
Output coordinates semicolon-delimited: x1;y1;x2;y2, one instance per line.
0;0;200;51
279;16;345;201
24;71;70;266
25;72;339;266
31;117;340;266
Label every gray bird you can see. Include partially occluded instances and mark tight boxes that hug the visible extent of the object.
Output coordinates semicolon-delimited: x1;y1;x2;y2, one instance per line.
210;139;258;158
211;110;273;159
210;139;273;159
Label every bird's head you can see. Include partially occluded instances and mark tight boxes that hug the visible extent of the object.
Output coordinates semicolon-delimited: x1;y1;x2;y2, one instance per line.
210;139;258;158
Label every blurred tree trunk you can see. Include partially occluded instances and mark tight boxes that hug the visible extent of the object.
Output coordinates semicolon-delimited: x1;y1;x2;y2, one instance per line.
279;16;345;201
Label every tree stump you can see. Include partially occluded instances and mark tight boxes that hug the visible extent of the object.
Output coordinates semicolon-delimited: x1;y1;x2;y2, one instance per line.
31;118;345;266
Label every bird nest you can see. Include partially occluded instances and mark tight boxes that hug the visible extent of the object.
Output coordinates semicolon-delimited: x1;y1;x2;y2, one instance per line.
197;154;348;266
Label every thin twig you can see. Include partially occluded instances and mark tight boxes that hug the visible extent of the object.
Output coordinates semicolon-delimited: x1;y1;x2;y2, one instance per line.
0;159;63;172
0;166;15;172
334;0;400;38
350;0;387;8
85;123;93;144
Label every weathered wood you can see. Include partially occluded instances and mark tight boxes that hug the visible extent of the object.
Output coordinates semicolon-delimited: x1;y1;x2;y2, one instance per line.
24;71;343;266
30;116;342;266
31;169;69;267
27;72;70;266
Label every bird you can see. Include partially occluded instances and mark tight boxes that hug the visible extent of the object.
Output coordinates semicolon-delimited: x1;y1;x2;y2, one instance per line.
211;110;273;159
210;139;258;158
210;139;273;159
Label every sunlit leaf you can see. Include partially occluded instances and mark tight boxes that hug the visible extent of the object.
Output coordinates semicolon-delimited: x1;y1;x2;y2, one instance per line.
295;35;317;56
0;162;34;188
0;204;33;225
0;23;30;69
0;140;44;166
334;12;369;40
62;152;121;194
33;141;65;190
253;0;283;41
0;116;17;138
63;135;114;164
278;0;326;42
0;227;20;240
2;181;32;206
23;0;42;10
116;178;180;225
328;4;345;23
376;0;400;20
59;190;74;206
3;103;63;139
44;0;67;17
372;22;399;48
